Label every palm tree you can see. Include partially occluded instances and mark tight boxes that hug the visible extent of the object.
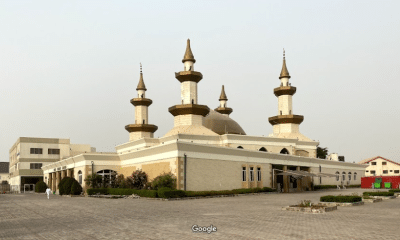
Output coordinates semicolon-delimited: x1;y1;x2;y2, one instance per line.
317;147;328;159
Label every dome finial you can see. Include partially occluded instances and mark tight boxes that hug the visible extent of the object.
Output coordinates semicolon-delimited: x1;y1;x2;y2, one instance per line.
279;49;291;79
182;39;196;63
140;62;142;73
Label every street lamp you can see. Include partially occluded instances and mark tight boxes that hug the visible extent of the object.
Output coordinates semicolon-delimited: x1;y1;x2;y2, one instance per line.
91;161;94;175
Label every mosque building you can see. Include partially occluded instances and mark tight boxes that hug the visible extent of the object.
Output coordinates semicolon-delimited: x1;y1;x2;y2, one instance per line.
42;39;366;193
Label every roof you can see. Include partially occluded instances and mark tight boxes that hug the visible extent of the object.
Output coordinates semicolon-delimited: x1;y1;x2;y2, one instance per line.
0;162;9;173
358;156;400;166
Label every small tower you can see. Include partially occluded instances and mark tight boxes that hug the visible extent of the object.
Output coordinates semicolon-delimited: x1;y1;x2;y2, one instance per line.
125;64;158;142
214;85;233;116
268;50;304;136
168;39;210;126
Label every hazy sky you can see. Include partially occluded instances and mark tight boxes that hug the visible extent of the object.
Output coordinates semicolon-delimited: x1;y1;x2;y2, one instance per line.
1;1;399;163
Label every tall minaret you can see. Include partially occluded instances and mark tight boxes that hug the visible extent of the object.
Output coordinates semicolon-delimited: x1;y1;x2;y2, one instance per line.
125;64;158;141
214;85;233;116
268;50;304;136
168;39;210;128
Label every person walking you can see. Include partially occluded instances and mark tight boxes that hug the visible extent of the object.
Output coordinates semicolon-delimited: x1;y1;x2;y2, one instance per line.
45;188;52;199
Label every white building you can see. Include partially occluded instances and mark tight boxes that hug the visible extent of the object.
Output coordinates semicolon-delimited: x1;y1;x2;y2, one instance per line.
9;137;95;192
358;156;400;177
42;40;366;193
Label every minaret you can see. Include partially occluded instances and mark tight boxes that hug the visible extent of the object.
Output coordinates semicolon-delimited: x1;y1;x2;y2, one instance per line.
125;64;158;141
214;85;233;116
168;39;210;127
268;50;304;136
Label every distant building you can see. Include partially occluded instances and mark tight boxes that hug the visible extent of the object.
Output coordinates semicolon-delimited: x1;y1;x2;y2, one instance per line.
358;156;400;177
9;137;95;192
0;162;9;183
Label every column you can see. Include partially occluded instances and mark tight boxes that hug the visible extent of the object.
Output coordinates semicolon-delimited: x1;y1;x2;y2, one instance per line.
61;170;66;180
283;166;289;193
56;172;61;191
52;172;56;192
67;169;71;177
48;173;52;190
296;166;302;192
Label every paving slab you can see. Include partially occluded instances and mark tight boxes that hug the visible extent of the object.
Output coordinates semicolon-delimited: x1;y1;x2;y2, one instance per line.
0;188;399;239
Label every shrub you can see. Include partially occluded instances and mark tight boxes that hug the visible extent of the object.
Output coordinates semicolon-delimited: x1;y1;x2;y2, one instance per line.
71;180;83;195
151;172;177;190
63;178;75;195
35;181;48;193
389;189;400;192
157;187;172;198
87;188;108;195
126;170;148;189
320;195;362;203
58;177;73;195
86;188;158;198
314;185;337;190
115;174;127;188
363;192;394;196
84;174;102;189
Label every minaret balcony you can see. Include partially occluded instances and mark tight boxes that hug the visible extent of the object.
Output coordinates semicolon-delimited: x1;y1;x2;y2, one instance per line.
130;98;153;106
274;86;296;97
268;114;304;125
168;104;210;117
175;71;203;83
125;124;158;133
214;107;233;115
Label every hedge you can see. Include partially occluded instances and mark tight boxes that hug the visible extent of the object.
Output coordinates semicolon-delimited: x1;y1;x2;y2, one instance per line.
363;192;394;196
389;189;400;192
35;181;48;193
86;187;275;198
314;185;361;190
320;195;362;203
86;188;157;198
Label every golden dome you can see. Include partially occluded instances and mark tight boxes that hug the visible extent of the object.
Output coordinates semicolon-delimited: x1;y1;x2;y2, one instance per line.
204;110;246;135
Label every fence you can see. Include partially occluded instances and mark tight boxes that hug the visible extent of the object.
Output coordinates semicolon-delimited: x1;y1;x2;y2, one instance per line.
0;184;10;193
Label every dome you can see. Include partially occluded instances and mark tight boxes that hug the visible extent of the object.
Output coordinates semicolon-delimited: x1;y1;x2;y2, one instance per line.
203;110;246;135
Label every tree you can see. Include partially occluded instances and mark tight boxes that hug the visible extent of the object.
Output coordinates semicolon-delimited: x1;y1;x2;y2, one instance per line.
317;147;329;159
151;172;177;190
71;180;83;195
35;181;48;193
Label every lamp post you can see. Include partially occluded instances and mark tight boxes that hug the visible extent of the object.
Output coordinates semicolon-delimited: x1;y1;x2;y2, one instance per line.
91;161;94;175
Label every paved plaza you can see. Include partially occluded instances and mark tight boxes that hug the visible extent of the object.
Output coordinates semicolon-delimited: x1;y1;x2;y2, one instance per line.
0;189;399;240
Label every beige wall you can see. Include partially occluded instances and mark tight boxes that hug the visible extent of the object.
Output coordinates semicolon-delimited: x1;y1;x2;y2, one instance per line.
310;167;364;186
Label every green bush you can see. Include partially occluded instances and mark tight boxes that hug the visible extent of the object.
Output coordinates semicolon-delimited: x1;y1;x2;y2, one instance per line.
84;174;102;189
320;195;362;203
314;185;337;190
157;187;172;198
86;188;158;198
35;181;48;193
389;189;400;192
87;188;108;195
363;192;394;196
151;172;177;190
71;180;83;195
126;170;148;189
63;178;75;195
58;177;73;195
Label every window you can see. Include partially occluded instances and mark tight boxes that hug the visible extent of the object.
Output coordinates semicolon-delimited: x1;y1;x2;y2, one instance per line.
336;171;339;181
371;162;376;165
242;167;246;181
48;148;60;155
30;163;43;169
395;170;399;174
370;170;376;175
390;170;393;172
354;172;357;180
259;147;267;152
365;170;369;172
237;146;244;149
348;172;351;181
257;168;261;181
383;170;388;174
30;148;43;154
250;167;254;181
78;171;82;184
342;172;346;181
382;162;387;165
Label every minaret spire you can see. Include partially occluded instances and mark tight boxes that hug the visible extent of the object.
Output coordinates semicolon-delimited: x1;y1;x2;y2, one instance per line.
182;39;196;63
215;85;233;116
136;63;147;91
279;49;291;79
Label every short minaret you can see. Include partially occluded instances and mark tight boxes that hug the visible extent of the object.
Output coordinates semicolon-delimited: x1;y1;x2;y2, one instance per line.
214;85;233;116
168;39;210;127
268;50;304;136
125;64;158;142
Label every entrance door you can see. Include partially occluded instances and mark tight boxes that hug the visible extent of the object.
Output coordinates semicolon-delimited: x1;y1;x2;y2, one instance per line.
23;184;35;193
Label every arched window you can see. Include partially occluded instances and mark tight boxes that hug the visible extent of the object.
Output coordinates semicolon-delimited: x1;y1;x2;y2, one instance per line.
78;170;82;185
259;147;267;152
280;148;289;154
348;172;352;181
97;169;117;185
354;172;357;181
237;146;244;149
335;171;339;181
342;172;346;181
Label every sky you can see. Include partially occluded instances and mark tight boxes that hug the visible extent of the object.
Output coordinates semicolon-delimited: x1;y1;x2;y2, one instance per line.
1;0;399;163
